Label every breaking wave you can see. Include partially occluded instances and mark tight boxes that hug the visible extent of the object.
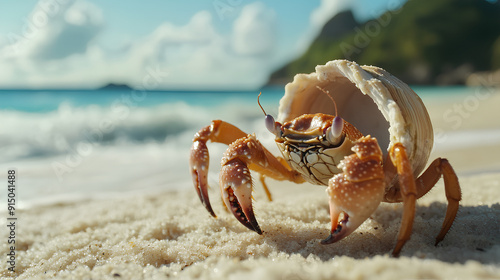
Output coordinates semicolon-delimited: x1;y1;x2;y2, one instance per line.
0;100;275;162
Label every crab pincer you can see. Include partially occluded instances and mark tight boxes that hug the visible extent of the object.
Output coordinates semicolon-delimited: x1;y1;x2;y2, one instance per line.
322;136;386;244
220;157;262;234
218;132;306;234
217;134;284;235
190;127;217;217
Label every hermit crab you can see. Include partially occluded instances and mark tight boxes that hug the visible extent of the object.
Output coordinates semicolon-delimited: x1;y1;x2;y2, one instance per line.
189;59;461;256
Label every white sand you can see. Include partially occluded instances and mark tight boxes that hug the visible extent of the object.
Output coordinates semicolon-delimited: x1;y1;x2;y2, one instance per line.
2;90;500;280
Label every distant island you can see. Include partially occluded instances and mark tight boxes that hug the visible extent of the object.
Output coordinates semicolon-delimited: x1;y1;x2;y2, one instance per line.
98;83;134;90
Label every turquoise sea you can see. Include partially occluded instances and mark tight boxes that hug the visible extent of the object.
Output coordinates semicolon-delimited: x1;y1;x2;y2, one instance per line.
0;86;476;112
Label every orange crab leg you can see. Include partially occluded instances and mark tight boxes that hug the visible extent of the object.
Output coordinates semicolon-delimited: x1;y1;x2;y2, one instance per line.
384;153;461;254
425;159;461;245
387;143;419;256
387;143;462;256
322;136;386;245
190;120;248;217
190;120;304;230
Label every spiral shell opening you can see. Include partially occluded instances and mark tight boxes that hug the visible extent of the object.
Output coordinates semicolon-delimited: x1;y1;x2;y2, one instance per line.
278;60;433;177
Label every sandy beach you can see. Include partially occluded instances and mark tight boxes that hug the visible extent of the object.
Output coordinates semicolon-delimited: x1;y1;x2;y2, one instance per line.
2;89;500;280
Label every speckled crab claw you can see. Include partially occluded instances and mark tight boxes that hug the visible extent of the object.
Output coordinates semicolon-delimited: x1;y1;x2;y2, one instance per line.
321;136;386;245
218;133;304;234
220;156;262;234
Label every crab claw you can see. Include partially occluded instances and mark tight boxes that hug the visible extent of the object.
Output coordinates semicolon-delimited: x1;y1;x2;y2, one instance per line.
190;140;217;217
220;158;262;234
321;136;386;245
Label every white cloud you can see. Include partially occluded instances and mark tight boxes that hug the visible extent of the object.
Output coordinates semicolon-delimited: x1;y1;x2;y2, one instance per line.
127;11;217;67
29;1;103;60
232;2;276;56
123;7;275;89
310;0;352;28
0;1;280;90
0;0;105;88
64;1;102;26
4;0;103;61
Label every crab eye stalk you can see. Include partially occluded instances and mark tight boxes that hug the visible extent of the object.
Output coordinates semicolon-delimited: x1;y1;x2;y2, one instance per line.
258;92;281;137
265;114;281;137
327;116;344;145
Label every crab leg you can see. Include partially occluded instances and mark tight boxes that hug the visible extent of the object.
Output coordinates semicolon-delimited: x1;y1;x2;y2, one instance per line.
220;134;304;233
190;120;248;217
385;152;461;254
190;120;304;231
419;158;461;245
387;143;419;256
322;136;386;245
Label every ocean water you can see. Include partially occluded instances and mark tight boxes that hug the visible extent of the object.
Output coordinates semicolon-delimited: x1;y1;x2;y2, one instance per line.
0;86;490;208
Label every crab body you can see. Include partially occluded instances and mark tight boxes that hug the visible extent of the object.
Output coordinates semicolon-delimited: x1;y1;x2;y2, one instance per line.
276;113;363;185
189;60;461;256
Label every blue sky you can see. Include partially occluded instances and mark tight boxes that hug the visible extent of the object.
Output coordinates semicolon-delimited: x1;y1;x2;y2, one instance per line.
0;0;402;90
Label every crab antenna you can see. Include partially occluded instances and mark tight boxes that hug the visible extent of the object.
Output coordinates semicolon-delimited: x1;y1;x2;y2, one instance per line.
316;86;338;117
257;92;267;116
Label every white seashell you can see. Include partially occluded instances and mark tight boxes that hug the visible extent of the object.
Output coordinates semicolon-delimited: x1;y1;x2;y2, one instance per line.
278;59;433;178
